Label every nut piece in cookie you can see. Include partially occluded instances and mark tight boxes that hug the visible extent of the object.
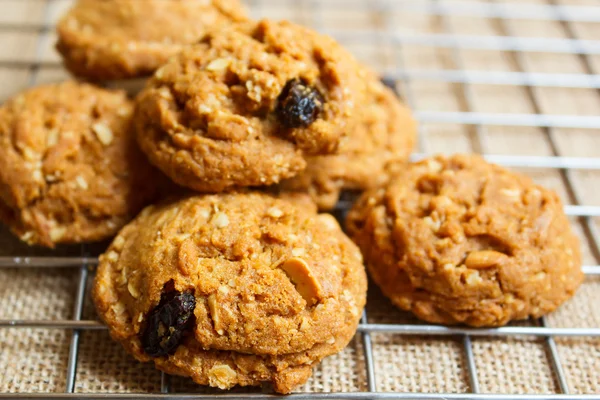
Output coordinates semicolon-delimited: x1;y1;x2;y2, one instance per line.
0;81;159;247
56;0;249;81
93;192;367;393
134;19;372;192
277;76;417;210
347;154;583;327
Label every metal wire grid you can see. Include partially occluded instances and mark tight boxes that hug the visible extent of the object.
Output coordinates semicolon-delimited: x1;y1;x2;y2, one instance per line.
0;0;600;398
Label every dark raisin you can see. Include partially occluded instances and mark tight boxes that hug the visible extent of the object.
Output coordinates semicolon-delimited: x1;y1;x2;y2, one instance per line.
140;289;196;357
276;79;324;129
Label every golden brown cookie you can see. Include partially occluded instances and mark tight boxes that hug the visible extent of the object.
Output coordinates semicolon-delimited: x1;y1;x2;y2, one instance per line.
347;154;583;327
93;192;367;393
0;81;159;248
56;0;249;81
277;77;417;210
134;19;372;192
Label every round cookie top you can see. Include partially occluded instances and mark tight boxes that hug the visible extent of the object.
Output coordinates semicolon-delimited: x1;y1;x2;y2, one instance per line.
134;19;371;192
347;154;583;327
56;0;249;81
94;192;366;358
278;77;417;210
0;81;158;247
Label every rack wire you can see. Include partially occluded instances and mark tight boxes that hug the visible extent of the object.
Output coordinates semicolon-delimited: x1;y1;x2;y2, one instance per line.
0;0;599;398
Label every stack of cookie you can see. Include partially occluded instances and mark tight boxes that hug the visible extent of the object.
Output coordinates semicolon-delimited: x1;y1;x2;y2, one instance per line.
0;0;583;394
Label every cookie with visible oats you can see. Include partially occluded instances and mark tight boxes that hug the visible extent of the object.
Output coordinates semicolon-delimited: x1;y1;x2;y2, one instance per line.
134;19;372;192
277;77;417;210
56;0;249;81
346;154;583;327
93;192;366;393
0;81;159;248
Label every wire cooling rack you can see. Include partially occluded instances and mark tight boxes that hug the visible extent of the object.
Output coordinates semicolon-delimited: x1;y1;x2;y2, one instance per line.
1;0;600;398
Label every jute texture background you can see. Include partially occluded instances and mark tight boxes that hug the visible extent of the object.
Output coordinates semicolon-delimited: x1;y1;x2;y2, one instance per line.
0;0;598;395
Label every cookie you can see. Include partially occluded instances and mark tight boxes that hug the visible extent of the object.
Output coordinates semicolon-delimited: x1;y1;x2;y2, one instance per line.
56;0;249;81
93;192;367;393
347;154;583;327
277;77;417;210
0;81;159;248
134;19;372;192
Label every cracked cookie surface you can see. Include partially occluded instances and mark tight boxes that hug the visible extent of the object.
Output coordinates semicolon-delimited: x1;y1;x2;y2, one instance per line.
134;19;371;192
56;0;249;81
277;77;417;210
346;154;583;327
0;81;159;247
93;192;366;393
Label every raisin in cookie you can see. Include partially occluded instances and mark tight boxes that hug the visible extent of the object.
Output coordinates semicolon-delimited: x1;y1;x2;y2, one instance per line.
0;82;158;248
134;19;372;192
277;77;417;210
93;192;366;393
347;154;583;327
56;0;248;81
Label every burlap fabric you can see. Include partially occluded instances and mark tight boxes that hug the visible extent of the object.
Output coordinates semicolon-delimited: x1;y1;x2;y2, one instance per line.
0;0;599;395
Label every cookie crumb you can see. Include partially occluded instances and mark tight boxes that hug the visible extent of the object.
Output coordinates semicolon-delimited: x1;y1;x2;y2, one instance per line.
299;316;311;332
92;122;114;145
267;207;284;218
32;169;43;182
208;365;237;390
500;188;521;198
111;301;126;315
106;251;119;263
245;80;263;102
46;129;59;147
205;58;231;71
465;270;482;286
535;271;547;280
213;212;229;228
113;236;125;250
117;107;130;117
425;159;442;173
49;226;67;242
423;216;441;232
207;293;222;334
198;208;211;219
75;175;89;190
20;231;34;243
155;66;167;79
127;282;140;298
22;148;37;162
45;174;58;182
